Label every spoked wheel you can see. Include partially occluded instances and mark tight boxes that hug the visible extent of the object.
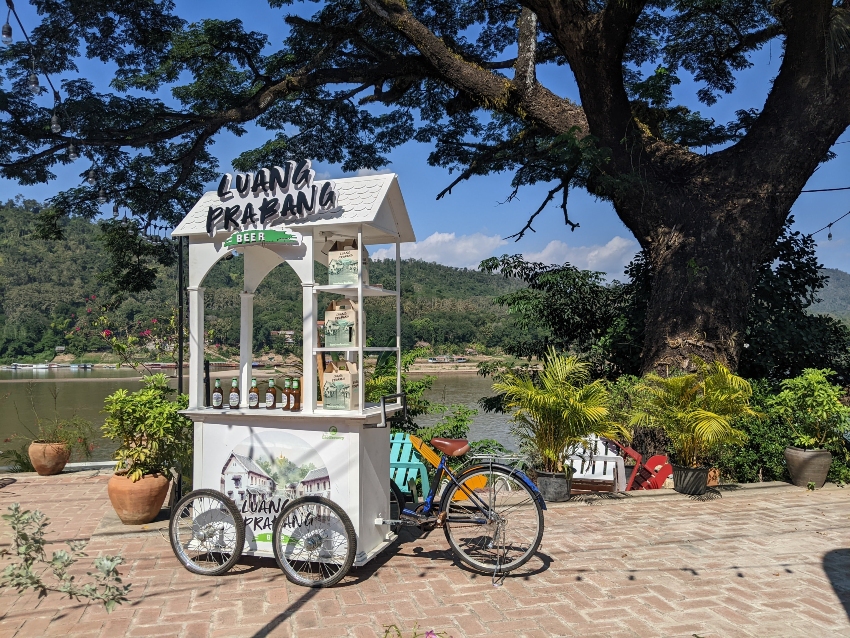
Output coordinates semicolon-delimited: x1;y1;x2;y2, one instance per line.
389;480;406;534
442;466;543;574
169;489;245;576
272;496;356;588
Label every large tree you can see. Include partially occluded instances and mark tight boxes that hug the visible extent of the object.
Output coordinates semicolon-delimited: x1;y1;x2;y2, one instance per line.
2;0;849;373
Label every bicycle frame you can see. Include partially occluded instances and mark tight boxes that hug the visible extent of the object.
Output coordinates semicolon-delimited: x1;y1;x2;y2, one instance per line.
400;455;546;523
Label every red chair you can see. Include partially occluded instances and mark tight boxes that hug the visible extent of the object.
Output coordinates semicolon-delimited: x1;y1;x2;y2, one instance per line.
606;441;672;491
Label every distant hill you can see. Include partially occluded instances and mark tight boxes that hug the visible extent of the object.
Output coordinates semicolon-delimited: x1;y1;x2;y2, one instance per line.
811;268;850;322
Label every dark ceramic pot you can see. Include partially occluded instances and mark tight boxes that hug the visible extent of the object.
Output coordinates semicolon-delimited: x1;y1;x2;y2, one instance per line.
535;471;572;502
784;447;832;489
671;464;710;496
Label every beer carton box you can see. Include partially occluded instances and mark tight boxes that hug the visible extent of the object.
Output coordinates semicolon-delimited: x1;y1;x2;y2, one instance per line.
324;299;359;348
327;240;369;285
322;361;360;410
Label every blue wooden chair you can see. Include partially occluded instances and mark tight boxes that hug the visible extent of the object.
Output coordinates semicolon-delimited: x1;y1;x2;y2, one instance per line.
390;433;431;502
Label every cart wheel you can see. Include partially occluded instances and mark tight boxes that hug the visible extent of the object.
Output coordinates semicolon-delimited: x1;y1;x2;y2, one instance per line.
272;496;356;588
389;479;406;534
169;489;245;576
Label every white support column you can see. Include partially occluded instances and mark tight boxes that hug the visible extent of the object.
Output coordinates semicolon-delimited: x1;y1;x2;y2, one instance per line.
239;292;254;406
396;240;401;397
187;286;205;409
357;225;364;414
302;232;316;413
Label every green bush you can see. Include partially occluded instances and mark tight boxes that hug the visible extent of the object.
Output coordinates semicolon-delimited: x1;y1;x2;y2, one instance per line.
102;374;193;483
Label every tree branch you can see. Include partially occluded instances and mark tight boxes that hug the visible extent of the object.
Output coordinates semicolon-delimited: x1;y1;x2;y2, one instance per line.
515;8;537;95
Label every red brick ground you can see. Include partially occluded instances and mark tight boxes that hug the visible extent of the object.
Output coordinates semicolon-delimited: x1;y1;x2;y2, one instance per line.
0;472;848;637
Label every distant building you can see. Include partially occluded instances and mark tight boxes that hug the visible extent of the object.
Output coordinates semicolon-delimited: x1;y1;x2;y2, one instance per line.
298;467;330;498
221;453;276;504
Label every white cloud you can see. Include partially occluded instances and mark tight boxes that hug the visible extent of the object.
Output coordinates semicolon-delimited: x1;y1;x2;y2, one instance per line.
372;232;508;268
522;236;638;278
355;167;394;177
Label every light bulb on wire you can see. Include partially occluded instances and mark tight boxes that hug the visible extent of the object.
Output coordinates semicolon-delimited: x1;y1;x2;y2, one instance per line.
50;113;61;134
97;188;108;204
27;72;39;94
1;20;11;46
112;203;119;218
67;143;78;161
828;223;833;241
86;169;97;185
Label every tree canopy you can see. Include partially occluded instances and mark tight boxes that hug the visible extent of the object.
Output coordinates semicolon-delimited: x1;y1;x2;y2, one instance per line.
2;0;849;372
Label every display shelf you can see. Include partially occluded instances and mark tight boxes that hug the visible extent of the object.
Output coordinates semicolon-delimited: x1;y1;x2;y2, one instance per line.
314;284;396;297
313;347;399;353
182;402;403;421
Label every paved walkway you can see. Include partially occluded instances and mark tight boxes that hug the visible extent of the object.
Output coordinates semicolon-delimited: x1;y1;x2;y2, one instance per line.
0;472;848;637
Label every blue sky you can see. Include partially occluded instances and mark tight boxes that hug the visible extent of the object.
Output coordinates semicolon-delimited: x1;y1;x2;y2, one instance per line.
4;1;850;278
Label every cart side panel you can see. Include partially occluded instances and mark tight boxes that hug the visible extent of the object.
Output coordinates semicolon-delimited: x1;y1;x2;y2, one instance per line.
358;426;391;556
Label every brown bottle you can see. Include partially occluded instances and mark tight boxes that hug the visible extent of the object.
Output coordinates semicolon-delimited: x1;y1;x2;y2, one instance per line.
266;378;277;409
289;378;301;412
282;377;292;410
228;378;240;409
248;378;260;409
212;379;224;409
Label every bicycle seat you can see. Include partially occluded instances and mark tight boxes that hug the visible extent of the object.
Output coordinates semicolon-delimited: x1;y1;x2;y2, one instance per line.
430;437;470;457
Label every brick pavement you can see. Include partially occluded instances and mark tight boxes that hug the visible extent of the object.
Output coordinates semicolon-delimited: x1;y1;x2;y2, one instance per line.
0;472;848;637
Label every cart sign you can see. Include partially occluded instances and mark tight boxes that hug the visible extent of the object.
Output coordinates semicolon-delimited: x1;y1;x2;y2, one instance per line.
222;229;302;248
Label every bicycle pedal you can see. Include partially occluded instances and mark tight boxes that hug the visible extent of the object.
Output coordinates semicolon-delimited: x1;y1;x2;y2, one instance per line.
436;512;447;527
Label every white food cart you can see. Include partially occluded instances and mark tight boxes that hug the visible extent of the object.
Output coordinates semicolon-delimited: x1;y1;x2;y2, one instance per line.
171;161;414;571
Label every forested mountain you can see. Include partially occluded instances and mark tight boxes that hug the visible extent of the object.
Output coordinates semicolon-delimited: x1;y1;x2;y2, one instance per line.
0;199;520;363
811;268;850;322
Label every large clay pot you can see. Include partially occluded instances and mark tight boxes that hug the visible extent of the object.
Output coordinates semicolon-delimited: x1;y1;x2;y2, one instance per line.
107;473;170;525
672;464;710;496
535;471;572;502
784;447;832;488
28;441;70;476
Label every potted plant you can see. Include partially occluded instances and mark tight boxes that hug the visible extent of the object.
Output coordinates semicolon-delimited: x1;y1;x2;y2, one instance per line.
770;368;850;489
631;359;754;495
27;416;95;476
493;347;625;501
102;374;193;524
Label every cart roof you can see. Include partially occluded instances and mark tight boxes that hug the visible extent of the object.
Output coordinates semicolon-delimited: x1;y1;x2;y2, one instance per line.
173;172;415;244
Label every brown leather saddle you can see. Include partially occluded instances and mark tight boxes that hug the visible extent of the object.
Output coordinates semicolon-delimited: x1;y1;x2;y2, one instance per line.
430;437;470;457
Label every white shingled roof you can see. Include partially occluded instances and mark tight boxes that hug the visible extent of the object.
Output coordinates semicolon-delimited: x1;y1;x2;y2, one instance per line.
173;173;415;244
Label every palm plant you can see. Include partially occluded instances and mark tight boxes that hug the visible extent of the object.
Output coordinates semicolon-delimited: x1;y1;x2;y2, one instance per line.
630;359;755;468
493;348;625;473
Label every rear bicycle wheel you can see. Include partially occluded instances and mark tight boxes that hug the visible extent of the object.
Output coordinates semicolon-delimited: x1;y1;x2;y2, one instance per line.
389;479;406;534
169;489;245;576
272;496;356;588
442;466;543;573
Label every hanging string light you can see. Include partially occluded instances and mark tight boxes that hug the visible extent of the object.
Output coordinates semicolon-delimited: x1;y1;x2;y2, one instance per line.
27;64;39;94
112;202;119;218
828;223;833;241
86;169;97;185
50;112;61;133
67;142;78;161
97;188;108;204
810;210;850;240
1;9;11;46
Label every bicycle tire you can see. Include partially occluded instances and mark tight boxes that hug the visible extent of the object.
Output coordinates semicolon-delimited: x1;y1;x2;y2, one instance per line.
389;479;406;534
442;465;543;574
169;489;245;576
272;496;356;588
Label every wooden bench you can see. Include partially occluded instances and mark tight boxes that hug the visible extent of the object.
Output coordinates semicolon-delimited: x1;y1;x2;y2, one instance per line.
390;433;431;502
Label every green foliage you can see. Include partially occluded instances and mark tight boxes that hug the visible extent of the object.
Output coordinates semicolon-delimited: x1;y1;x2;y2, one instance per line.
769;369;850;450
101;374;193;482
0;503;130;612
631;360;755;468
0;441;35;473
713;381;795;483
417;405;477;442
29;416;95;459
494;348;623;473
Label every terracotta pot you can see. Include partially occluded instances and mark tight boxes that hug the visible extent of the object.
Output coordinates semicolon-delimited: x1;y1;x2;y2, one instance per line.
784;447;832;489
107;473;170;525
28;441;70;476
671;464;710;495
707;468;720;486
535;471;572;502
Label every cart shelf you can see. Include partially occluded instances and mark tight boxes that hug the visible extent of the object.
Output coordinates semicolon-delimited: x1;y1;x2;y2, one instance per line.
314;284;396;297
181;402;403;421
313;347;399;353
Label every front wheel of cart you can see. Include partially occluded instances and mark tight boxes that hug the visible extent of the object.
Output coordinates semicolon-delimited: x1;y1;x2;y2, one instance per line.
169;489;245;576
272;496;356;588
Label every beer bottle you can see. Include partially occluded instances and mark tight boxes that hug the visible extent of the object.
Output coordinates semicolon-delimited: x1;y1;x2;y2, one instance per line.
290;378;301;412
266;378;277;409
248;378;260;409
283;377;292;409
212;379;224;409
229;378;240;409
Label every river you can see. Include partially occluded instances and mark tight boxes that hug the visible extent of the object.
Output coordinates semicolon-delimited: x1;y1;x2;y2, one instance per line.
0;369;515;462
